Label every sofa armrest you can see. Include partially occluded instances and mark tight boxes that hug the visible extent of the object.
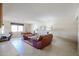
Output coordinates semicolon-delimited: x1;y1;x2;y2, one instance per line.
33;40;42;49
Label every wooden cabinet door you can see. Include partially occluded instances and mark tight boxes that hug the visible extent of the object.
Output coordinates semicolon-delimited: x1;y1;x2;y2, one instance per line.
0;3;3;27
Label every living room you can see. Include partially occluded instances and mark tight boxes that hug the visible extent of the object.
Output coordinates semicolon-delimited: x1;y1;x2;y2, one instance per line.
0;3;79;56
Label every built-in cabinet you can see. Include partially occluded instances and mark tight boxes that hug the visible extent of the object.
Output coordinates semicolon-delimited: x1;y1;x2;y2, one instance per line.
0;3;2;27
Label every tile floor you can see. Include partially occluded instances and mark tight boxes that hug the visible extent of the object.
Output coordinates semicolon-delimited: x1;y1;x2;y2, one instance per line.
0;36;77;56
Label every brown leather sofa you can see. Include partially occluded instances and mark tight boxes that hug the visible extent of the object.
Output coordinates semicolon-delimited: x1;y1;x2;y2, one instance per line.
33;34;53;49
22;33;53;49
22;32;32;39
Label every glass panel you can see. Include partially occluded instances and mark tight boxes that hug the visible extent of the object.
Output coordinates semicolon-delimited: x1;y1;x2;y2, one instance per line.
11;25;18;32
2;25;4;34
18;25;23;32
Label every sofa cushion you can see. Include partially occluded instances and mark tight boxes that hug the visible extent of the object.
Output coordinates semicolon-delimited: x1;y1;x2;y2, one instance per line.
29;35;40;41
1;36;7;39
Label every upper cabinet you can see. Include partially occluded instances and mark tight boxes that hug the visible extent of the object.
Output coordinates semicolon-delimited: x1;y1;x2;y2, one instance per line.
0;3;3;27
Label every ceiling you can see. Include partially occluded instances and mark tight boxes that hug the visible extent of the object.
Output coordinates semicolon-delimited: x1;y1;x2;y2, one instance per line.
3;3;79;24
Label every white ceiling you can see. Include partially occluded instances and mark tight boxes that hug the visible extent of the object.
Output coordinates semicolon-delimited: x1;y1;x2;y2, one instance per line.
3;3;79;24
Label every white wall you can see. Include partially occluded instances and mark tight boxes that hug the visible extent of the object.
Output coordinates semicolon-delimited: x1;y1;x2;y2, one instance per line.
0;20;11;34
0;29;1;34
52;17;77;42
3;20;11;34
24;23;32;32
75;6;79;55
51;5;78;43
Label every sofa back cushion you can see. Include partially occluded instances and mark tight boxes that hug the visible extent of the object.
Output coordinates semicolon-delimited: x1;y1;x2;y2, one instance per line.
38;36;43;41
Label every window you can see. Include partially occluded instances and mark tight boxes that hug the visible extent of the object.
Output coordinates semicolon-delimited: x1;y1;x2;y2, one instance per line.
18;25;23;32
11;23;24;32
1;25;4;34
11;25;18;32
46;24;52;31
0;25;4;34
33;24;38;31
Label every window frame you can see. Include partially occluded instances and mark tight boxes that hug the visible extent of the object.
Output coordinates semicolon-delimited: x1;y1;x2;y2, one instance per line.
11;23;24;33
